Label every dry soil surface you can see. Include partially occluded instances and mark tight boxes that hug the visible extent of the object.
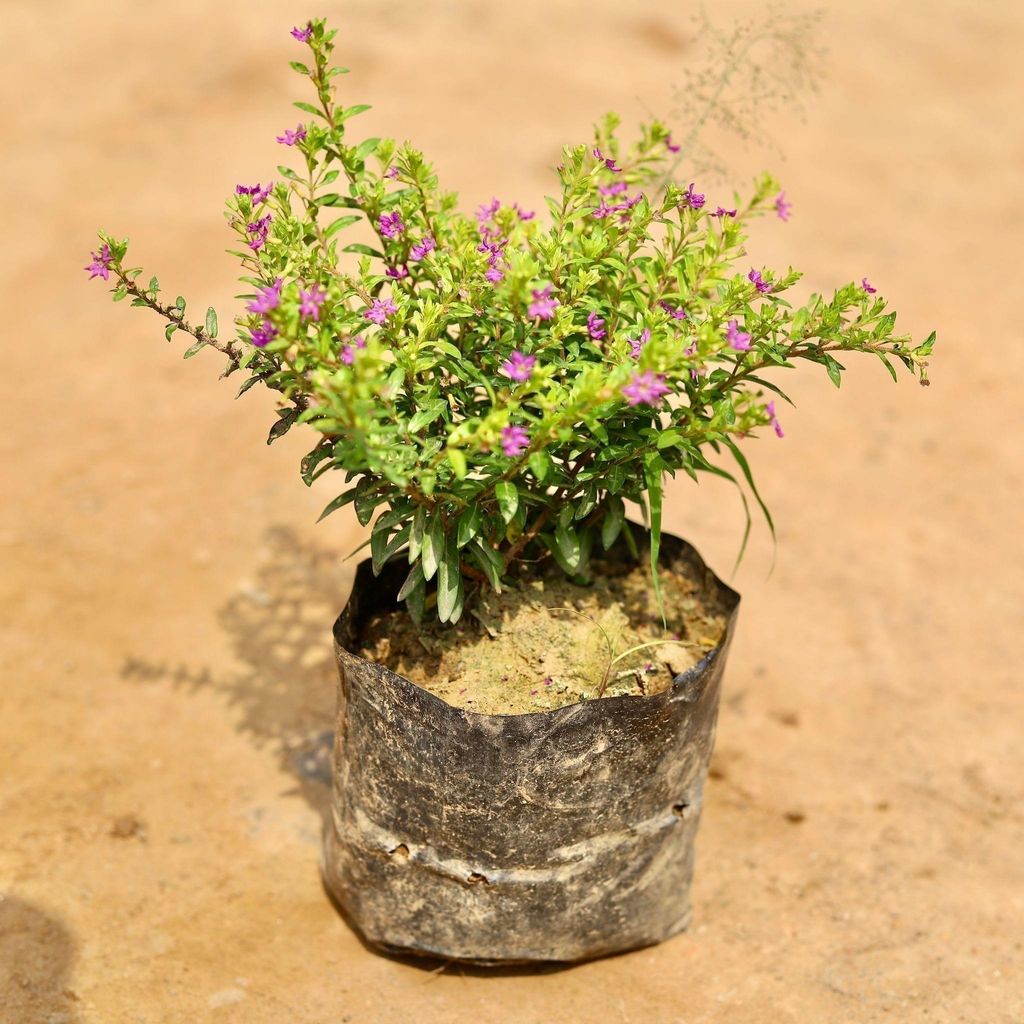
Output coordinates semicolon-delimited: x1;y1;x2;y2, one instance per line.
2;2;1022;1022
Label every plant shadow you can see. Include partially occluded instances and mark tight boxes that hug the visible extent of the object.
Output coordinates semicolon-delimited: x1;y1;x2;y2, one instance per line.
0;896;82;1022
121;524;351;819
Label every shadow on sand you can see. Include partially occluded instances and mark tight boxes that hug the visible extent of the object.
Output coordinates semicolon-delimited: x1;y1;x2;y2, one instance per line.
120;524;349;819
0;896;82;1022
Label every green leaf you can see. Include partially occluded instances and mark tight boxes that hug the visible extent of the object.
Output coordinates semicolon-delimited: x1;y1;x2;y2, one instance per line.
205;307;218;339
290;63;311;77
554;522;582;571
353;137;381;163
601;496;625;550
644;455;666;627
317;489;356;522
823;353;844;388
408;400;446;433
456;506;481;548
342;104;372;119
448;448;467;479
495;481;518;523
528;450;551;483
343;243;383;258
164;322;177;341
397;562;424;602
469;539;503;592
421;516;444;582
182;340;206;359
436;534;462;623
322;215;361;242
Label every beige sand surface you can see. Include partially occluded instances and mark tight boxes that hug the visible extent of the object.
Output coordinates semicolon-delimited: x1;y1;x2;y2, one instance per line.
2;1;1022;1021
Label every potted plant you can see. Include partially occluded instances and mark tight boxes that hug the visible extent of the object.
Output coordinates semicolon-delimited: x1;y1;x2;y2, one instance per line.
87;18;934;964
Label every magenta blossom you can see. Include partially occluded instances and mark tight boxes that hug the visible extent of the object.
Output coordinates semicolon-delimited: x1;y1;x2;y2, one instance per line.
500;351;537;383
726;319;752;351
291;23;313;42
340;335;368;364
250;321;277;348
766;401;785;438
666;133;681;154
593;147;622;172
378;211;404;239
410;235;436;261
599;180;629;197
628;328;651;360
246;214;272;252
513;203;535;221
299;284;326;320
236;182;273;204
485;265;505;284
623;371;670;407
659;301;687;321
748;268;772;294
774;191;792;222
84;243;113;281
501;425;530;457
528;285;559;321
587;311;606;340
476;197;501;224
246;277;283;315
384;165;400;180
365;298;398;324
712;206;737;218
681;182;705;210
862;277;877;294
386;263;409;280
276;124;307;146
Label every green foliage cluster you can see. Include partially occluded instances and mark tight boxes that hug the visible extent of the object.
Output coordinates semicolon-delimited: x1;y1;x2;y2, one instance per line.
91;18;934;624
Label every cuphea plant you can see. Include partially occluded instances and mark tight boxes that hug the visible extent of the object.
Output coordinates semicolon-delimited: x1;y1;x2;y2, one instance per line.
88;18;934;624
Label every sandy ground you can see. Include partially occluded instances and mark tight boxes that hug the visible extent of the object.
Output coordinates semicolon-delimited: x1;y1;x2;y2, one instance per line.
2;1;1022;1021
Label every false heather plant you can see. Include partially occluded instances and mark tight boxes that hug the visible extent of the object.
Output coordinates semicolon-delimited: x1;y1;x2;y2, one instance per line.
89;18;934;624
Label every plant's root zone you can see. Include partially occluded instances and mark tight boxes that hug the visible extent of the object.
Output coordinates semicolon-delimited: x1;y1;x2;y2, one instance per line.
360;556;728;715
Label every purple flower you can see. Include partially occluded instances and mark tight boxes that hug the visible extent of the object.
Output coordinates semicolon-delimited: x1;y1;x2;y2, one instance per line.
409;235;436;261
628;328;651;360
291;23;313;42
622;371;670;407
276;124;307;146
748;268;772;294
246;214;272;252
384;165;400;180
658;301;687;321
246;277;283;315
587;311;606;340
378;211;404;239
681;182;705;210
250;321;278;348
500;351;536;383
364;298;398;324
252;181;273;205
599;180;629;197
766;400;785;438
528;285;559;321
501;425;530;457
774;191;792;222
726;319;752;351
592;191;644;221
862;277;877;294
711;206;737;218
485;265;505;284
666;133;681;154
299;284;327;320
84;243;112;281
476;197;501;224
593;147;622;172
386;263;409;279
513;203;535;221
341;335;367;364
